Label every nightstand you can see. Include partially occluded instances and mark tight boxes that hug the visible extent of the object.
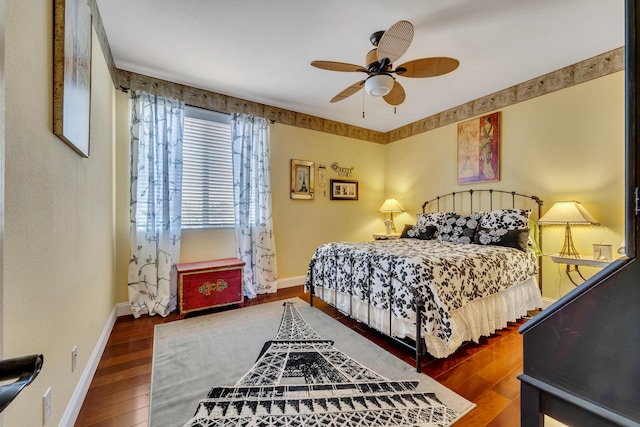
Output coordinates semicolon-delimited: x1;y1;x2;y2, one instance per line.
373;233;401;240
547;254;613;286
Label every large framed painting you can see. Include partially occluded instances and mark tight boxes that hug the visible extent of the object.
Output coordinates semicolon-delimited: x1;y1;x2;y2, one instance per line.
53;0;92;158
457;112;500;184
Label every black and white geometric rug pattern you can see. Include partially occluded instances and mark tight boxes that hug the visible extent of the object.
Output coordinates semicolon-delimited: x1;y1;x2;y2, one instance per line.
183;302;459;426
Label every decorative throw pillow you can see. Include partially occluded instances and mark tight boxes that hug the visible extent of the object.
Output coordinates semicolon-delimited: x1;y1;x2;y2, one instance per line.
415;212;455;229
400;224;414;238
475;227;530;252
401;224;437;240
480;208;532;230
437;213;482;244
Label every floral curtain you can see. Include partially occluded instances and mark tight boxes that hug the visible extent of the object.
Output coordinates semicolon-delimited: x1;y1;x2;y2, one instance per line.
128;91;184;317
231;114;278;298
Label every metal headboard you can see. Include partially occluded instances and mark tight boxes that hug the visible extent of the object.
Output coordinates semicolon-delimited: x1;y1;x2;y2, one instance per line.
422;189;543;217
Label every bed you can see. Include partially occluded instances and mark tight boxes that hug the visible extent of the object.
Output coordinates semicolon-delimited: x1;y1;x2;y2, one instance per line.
306;189;544;371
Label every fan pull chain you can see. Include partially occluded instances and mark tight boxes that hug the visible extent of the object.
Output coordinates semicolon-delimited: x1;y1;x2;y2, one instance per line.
362;89;365;119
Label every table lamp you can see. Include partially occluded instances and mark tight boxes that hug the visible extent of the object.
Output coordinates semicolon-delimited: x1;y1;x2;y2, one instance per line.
378;199;404;234
537;200;600;258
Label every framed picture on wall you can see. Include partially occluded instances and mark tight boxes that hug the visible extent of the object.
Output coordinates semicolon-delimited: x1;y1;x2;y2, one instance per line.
457;112;500;184
330;179;359;200
291;159;315;199
53;0;93;157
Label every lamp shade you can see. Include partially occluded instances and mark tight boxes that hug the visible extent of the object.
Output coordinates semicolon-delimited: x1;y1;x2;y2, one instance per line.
365;74;394;97
538;201;600;225
378;199;404;213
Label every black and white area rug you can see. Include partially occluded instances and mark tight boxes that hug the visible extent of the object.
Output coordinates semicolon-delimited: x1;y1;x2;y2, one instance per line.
149;298;475;427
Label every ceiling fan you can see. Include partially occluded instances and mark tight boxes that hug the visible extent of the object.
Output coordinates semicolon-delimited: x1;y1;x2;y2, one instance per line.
311;20;459;106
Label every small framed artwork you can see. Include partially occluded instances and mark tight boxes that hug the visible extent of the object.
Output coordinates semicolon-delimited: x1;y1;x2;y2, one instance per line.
457;111;500;184
330;179;359;200
291;159;314;199
53;0;93;157
593;243;612;261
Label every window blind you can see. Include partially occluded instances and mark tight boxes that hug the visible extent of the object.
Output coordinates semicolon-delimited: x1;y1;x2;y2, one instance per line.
181;107;234;229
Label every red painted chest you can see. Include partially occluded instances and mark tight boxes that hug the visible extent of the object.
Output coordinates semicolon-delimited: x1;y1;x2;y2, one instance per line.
176;258;245;318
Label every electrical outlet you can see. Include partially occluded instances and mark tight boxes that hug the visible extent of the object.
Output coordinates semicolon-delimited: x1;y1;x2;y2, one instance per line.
72;345;78;372
43;387;51;423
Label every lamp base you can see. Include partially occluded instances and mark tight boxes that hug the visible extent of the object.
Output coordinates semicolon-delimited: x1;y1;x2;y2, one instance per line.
389;212;397;234
559;224;580;258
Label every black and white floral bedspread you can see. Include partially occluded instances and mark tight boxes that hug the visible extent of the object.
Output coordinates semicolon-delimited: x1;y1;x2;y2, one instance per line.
305;239;537;344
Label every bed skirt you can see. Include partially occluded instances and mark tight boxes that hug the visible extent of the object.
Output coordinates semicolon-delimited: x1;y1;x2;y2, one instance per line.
310;276;542;358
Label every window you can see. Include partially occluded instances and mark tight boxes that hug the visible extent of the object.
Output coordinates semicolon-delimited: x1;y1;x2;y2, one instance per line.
181;106;234;229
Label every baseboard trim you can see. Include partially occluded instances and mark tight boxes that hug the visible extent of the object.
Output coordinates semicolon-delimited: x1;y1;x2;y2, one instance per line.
116;301;132;317
60;306;118;426
542;297;557;310
277;275;306;289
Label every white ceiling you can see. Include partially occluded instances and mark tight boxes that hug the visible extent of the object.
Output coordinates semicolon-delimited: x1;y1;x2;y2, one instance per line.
95;0;625;133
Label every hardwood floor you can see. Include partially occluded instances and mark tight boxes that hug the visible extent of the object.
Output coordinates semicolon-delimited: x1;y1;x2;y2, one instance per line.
75;286;530;426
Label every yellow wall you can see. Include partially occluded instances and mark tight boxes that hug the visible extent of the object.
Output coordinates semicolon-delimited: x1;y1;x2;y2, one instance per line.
385;71;625;299
270;125;386;278
3;2;118;426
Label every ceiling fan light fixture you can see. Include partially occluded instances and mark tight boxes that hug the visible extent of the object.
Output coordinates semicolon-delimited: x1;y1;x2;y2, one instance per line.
311;20;459;106
365;74;394;97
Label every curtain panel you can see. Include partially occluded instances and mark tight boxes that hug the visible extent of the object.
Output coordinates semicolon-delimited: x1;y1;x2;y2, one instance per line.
128;91;184;317
231;114;278;298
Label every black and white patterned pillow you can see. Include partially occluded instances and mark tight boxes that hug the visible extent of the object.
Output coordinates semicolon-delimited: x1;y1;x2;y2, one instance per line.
437;213;482;244
480;209;531;230
415;212;455;228
475;227;530;252
401;224;438;240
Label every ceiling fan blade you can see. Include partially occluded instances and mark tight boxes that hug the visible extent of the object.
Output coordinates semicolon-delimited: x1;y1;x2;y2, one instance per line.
311;61;367;72
377;20;414;64
383;80;406;106
396;57;460;78
330;80;365;103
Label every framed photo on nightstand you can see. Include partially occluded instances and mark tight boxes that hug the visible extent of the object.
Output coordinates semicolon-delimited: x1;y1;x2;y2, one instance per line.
592;243;612;261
